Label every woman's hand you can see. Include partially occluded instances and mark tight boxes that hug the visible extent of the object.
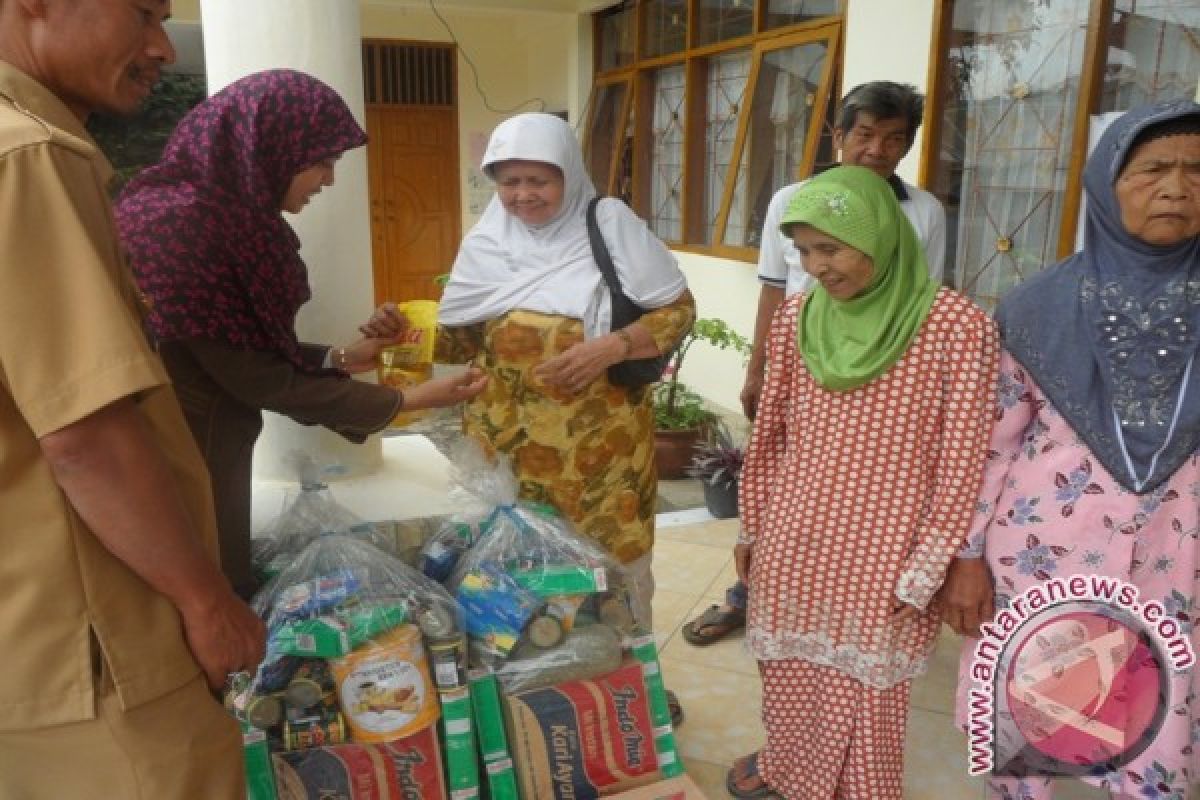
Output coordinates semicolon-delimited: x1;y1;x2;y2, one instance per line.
358;302;408;340
337;337;395;374
400;367;489;410
534;334;625;395
932;558;995;637
734;542;754;585
891;598;919;623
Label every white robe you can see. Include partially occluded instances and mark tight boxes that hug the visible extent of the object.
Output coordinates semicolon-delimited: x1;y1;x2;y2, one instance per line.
439;112;686;339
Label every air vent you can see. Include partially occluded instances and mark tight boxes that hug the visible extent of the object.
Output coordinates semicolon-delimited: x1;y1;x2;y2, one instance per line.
363;41;455;107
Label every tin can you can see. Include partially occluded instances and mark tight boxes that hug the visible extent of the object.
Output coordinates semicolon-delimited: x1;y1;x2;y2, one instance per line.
416;604;458;640
284;660;334;710
332;624;440;743
257;654;306;694
598;595;635;633
284;678;325;711
284;690;337;723
245;693;284;730
419;603;466;692
527;614;565;649
283;710;347;751
425;633;468;692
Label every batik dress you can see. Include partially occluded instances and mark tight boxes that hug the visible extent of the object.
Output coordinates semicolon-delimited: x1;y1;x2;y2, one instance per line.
436;295;694;564
740;289;998;799
956;349;1199;800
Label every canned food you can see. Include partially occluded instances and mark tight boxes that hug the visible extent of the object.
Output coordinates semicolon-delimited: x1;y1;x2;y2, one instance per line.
284;677;326;711
426;633;468;692
258;654;306;694
416;605;458;640
527;614;565;649
284;660;334;710
598;595;635;632
284;691;337;723
332;624;440;743
283;710;347;751
245;693;284;730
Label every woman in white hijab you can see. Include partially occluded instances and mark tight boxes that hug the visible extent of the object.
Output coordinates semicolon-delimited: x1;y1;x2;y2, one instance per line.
436;112;694;651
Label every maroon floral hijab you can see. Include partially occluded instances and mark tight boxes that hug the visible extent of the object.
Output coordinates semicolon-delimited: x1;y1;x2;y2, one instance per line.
116;69;367;372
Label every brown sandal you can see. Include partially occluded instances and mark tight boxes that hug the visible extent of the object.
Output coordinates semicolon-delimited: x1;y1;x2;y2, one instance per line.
666;688;684;727
681;604;745;646
726;752;781;799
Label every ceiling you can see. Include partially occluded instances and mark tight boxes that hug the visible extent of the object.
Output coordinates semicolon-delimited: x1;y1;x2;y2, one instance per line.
360;0;620;14
165;0;623;74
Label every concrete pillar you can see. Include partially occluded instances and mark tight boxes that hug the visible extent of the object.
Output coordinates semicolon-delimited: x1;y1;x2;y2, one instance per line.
567;13;593;128
199;0;383;480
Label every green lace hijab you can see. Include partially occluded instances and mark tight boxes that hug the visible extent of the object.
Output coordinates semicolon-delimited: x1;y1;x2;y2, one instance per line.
780;166;938;391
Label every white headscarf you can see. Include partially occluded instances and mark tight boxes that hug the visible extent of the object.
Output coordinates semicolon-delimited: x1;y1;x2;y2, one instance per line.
439;112;686;339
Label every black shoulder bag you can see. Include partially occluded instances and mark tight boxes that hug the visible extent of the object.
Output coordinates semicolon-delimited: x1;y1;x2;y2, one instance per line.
585;196;673;388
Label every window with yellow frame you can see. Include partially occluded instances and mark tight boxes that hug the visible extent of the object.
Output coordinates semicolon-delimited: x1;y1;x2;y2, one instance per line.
923;0;1200;310
584;0;844;261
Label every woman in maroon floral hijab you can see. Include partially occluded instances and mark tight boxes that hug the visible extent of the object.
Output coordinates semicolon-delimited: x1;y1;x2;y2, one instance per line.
117;69;485;596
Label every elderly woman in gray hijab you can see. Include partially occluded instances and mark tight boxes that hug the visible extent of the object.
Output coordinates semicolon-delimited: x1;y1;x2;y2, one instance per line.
941;99;1200;799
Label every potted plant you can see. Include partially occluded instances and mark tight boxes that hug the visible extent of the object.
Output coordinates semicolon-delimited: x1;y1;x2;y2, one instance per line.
685;421;744;518
653;318;750;478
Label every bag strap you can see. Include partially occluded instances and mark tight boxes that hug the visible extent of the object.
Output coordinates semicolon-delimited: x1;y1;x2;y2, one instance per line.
586;196;624;296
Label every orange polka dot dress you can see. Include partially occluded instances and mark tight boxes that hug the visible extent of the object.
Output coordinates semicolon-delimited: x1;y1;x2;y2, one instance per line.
740;288;998;798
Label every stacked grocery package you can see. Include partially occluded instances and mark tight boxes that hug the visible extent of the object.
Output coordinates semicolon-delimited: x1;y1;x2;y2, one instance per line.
231;481;478;800
418;443;686;800
232;442;699;799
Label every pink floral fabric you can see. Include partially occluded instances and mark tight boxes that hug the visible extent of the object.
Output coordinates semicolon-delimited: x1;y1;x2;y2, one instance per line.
956;349;1199;799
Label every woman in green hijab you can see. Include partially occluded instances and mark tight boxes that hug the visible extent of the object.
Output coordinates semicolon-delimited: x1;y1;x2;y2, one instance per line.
728;166;998;800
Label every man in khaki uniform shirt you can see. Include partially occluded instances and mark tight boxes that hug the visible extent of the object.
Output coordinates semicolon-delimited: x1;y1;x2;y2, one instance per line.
0;1;265;796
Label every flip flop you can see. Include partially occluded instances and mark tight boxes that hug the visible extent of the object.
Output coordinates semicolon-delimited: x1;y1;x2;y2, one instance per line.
681;604;745;646
666;688;684;727
726;752;781;800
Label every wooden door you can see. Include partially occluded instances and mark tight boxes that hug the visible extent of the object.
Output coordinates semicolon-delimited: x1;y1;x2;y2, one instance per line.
366;107;461;303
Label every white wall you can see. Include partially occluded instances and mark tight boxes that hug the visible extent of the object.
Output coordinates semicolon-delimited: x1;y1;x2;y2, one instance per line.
359;4;579;232
842;0;937;185
673;253;761;414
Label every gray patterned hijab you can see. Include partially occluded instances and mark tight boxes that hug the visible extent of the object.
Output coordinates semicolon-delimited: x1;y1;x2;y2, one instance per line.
996;99;1200;494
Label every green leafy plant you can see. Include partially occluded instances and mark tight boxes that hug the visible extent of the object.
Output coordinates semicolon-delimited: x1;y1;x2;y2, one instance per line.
654;318;750;431
87;73;207;194
685;420;744;489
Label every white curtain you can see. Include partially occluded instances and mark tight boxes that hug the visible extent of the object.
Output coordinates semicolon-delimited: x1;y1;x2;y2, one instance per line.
650;64;687;242
705;50;752;246
951;0;1090;309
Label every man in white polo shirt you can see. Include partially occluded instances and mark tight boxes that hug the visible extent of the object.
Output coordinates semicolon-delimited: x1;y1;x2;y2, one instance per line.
682;81;947;647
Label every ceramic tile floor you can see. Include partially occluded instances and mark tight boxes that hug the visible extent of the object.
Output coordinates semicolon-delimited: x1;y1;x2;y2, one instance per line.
651;516;1114;800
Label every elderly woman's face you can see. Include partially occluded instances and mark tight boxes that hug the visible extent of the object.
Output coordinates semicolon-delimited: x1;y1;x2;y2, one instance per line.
1115;133;1200;246
792;224;874;300
493;160;565;226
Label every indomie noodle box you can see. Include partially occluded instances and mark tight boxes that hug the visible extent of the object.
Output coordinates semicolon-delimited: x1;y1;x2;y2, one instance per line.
272;726;448;800
502;661;661;799
380;299;438;428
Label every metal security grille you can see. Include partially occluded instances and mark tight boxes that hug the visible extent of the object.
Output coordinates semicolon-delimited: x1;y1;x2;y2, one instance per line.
362;42;455;107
